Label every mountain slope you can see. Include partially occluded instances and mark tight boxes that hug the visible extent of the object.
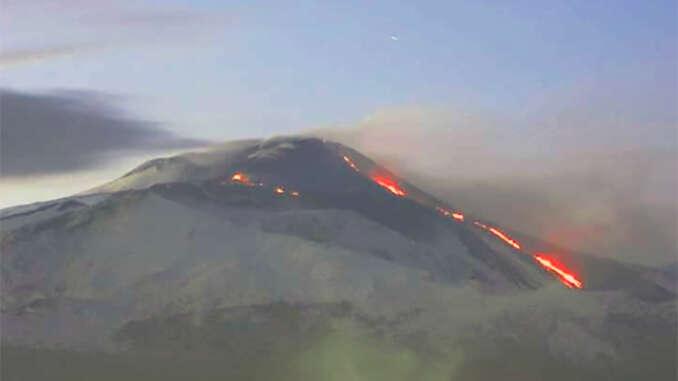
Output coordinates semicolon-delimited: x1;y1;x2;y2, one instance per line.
1;136;675;380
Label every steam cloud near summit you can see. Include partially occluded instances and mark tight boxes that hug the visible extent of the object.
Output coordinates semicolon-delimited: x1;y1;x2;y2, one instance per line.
311;102;677;267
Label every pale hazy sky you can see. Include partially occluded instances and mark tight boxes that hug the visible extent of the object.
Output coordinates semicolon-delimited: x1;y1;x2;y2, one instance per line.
1;0;676;208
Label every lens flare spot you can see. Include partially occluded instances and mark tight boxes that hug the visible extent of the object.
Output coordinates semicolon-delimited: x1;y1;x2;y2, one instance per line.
534;254;583;289
290;191;300;197
373;176;407;197
343;155;360;172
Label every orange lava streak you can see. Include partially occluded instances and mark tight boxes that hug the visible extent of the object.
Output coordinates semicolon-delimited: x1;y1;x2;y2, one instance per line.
488;227;522;250
274;186;285;194
437;206;465;222
231;172;254;186
343;155;360;172
473;221;521;250
534;254;583;289
373;176;407;196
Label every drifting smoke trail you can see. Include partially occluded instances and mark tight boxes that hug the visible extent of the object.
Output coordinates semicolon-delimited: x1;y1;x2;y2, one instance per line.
533;254;583;289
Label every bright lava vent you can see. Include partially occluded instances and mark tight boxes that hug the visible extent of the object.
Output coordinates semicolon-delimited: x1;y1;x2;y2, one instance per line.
231;172;254;186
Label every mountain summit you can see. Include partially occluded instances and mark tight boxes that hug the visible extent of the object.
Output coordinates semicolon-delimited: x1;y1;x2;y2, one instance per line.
1;136;675;380
83;135;565;290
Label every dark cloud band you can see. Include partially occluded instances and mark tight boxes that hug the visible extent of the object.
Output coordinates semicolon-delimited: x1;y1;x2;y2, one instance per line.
0;89;206;177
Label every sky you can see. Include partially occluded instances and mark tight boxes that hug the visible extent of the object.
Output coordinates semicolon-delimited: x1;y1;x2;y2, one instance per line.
1;1;677;264
2;0;675;138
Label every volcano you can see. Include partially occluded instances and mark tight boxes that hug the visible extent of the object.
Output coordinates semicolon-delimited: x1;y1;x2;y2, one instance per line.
1;136;676;380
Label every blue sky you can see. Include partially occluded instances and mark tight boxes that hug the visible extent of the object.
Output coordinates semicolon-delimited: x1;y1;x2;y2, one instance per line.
2;0;675;139
1;0;676;210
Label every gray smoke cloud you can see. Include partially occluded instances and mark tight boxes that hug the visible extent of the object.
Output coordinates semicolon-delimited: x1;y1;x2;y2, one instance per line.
1;0;231;68
0;89;207;178
0;45;101;68
310;102;677;267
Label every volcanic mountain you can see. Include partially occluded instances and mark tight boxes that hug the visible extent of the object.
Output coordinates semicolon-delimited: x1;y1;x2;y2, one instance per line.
1;136;676;380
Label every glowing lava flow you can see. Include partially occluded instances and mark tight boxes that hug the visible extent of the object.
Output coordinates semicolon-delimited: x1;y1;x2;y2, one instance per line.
343;155;360;172
451;212;465;222
231;172;254;186
373;176;407;197
473;222;521;250
533;254;583;289
488;227;521;250
436;206;464;222
233;156;582;290
474;220;582;289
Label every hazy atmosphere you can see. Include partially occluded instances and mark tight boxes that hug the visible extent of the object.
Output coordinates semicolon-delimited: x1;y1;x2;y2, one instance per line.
1;1;676;380
3;0;675;264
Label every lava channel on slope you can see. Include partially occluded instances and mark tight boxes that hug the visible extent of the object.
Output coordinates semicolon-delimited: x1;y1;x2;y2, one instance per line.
372;176;407;197
533;254;583;289
488;227;521;250
473;221;522;250
436;206;465;222
231;158;582;290
341;154;406;197
473;221;583;289
343;155;360;172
